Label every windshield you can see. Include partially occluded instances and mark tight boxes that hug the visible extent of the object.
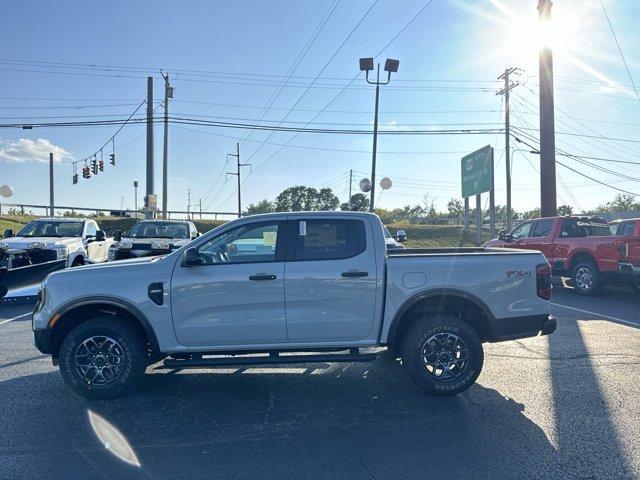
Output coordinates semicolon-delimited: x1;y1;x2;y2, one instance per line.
127;222;189;239
16;220;83;238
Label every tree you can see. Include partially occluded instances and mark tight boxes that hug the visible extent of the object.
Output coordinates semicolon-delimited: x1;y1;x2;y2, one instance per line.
557;204;573;216
317;188;340;211
447;198;464;220
274;186;339;212
608;193;636;212
340;193;370;211
245;199;275;215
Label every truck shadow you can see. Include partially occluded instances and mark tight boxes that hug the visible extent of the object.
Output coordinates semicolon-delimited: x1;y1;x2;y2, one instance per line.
2;354;558;480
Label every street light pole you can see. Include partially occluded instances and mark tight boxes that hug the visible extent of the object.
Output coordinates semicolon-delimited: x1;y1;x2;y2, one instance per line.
370;65;381;212
360;57;399;212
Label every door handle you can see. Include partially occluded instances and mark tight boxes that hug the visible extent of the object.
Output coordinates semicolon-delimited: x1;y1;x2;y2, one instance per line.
341;270;368;278
249;274;277;281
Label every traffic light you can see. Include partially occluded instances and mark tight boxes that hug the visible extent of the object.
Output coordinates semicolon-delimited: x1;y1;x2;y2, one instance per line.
98;160;104;171
82;166;91;179
72;174;78;185
91;158;98;175
109;153;115;166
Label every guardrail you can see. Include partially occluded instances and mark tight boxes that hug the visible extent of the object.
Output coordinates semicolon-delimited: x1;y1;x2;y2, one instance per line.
0;203;239;221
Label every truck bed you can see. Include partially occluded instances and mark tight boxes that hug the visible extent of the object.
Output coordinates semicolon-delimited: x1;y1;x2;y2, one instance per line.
387;247;540;256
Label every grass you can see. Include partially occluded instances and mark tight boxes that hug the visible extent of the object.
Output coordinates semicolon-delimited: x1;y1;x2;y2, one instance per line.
0;214;491;247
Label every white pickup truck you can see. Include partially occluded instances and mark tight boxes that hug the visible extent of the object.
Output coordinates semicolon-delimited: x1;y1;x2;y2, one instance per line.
32;211;555;399
1;218;114;295
108;219;199;261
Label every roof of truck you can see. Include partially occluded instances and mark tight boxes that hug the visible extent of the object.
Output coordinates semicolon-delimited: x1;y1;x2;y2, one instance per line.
32;217;88;222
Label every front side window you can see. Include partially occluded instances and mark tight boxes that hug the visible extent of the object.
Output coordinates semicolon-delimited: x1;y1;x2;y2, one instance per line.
85;222;97;237
196;221;280;264
531;220;553;237
294;219;366;261
17;221;83;237
510;222;533;240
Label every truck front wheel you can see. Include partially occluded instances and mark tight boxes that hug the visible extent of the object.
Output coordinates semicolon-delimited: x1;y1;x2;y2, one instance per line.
59;317;146;399
400;314;483;396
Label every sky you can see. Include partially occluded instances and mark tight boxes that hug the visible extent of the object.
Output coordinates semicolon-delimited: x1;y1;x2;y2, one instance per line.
1;0;639;219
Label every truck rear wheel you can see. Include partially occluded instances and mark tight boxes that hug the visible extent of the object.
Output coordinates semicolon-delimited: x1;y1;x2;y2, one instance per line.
400;314;483;396
59;317;146;399
571;261;602;296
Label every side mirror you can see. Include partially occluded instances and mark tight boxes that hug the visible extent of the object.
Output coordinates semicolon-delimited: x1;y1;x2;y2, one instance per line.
183;247;202;266
95;230;106;242
114;230;122;242
396;229;407;243
498;230;506;241
3;229;13;238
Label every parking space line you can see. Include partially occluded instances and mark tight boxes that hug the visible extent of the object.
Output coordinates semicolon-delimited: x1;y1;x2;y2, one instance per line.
551;302;639;328
0;313;31;325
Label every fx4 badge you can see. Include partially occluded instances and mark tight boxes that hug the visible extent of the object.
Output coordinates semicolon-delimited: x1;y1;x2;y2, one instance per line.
506;270;532;278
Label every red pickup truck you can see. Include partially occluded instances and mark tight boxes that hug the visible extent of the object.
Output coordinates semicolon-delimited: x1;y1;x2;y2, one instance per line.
485;216;640;295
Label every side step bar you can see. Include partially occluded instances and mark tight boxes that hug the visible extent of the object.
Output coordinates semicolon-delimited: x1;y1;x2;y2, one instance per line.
160;348;377;369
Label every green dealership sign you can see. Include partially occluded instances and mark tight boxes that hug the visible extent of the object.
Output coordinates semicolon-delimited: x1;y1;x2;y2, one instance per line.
461;145;493;198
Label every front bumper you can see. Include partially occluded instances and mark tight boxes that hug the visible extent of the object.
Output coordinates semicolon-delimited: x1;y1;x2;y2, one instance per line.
33;326;52;354
492;313;557;342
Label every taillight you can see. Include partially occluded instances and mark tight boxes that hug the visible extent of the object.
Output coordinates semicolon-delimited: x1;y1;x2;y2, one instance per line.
536;263;552;300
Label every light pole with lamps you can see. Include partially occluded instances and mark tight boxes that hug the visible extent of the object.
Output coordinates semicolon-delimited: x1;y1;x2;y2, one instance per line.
359;57;399;212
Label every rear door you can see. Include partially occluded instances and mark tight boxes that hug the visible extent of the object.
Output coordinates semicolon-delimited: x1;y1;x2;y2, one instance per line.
284;216;378;343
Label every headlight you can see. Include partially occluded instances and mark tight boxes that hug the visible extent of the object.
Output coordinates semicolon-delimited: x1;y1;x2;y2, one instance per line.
27;242;47;249
151;241;170;250
34;286;46;314
56;247;68;259
119;241;133;249
0;242;8;250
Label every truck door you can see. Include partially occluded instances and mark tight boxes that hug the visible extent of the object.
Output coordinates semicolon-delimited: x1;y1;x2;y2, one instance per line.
84;221;106;262
526;219;555;258
170;220;288;347
506;221;534;249
284;217;378;342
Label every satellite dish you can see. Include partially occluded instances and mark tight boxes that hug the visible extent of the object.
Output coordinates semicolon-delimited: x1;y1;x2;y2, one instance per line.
380;177;392;190
359;178;372;193
0;185;14;198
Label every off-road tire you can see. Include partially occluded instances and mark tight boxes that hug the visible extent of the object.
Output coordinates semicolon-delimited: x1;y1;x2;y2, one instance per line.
59;317;146;399
400;314;483;396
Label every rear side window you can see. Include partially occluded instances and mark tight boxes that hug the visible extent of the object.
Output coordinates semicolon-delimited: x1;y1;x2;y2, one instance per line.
614;222;635;236
531;220;553;237
293;219;366;261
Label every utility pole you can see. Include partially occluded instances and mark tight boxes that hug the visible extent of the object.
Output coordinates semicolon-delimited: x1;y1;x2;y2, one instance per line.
199;198;202;219
49;152;54;217
161;71;173;220
538;0;557;217
348;169;353;210
497;67;519;230
145;76;155;219
187;188;191;220
133;180;138;218
227;143;250;218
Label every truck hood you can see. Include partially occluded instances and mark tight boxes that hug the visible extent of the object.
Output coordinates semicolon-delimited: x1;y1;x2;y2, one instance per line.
0;236;78;250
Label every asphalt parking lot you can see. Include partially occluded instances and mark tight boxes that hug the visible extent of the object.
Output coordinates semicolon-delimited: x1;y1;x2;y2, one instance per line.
1;282;639;480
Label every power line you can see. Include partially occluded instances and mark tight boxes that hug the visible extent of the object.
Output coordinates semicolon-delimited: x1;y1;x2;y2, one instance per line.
243;0;380;165
238;0;341;148
599;0;640;103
